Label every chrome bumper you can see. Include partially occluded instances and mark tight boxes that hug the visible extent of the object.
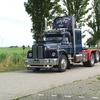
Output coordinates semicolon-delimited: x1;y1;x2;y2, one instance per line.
24;58;59;69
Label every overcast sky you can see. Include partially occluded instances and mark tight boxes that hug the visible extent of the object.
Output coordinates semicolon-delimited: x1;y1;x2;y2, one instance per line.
0;0;91;47
0;0;33;47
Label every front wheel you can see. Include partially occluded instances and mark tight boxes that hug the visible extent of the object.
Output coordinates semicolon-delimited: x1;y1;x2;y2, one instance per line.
58;55;68;72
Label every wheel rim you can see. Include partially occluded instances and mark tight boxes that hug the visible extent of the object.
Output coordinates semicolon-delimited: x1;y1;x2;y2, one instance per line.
61;58;67;70
91;54;94;65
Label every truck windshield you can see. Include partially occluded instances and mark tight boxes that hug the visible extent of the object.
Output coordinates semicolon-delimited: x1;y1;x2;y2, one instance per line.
43;34;63;43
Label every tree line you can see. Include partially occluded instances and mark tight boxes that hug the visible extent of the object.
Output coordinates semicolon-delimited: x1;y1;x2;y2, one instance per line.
24;0;100;48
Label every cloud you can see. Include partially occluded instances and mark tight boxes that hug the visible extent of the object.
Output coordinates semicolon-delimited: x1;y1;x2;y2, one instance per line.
0;0;33;47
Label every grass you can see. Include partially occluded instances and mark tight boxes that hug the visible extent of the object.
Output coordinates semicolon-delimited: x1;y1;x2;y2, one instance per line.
97;77;100;80
0;47;30;72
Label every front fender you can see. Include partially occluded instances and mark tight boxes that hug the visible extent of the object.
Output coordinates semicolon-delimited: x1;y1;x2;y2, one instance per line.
58;49;68;59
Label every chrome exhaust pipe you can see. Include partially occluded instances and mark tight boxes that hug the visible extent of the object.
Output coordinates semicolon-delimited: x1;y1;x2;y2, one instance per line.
45;18;47;31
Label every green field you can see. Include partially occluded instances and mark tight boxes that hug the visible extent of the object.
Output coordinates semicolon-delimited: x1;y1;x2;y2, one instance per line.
0;47;30;72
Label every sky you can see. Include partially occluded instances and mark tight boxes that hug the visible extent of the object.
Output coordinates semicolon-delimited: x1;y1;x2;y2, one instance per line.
0;0;91;47
0;0;33;47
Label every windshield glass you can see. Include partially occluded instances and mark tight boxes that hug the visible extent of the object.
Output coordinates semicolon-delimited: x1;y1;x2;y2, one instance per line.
43;34;63;43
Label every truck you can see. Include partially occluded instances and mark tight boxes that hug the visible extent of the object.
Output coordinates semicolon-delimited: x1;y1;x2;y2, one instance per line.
24;15;100;72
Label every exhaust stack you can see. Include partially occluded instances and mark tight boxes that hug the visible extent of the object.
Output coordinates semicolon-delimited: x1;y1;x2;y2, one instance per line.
45;18;47;31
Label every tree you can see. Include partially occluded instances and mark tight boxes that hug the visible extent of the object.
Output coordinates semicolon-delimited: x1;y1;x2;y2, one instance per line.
24;0;62;40
82;34;86;38
62;0;92;41
86;37;96;48
87;0;100;48
62;0;91;25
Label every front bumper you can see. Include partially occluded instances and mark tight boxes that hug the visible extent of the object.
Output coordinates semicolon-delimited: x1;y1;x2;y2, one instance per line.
24;58;59;69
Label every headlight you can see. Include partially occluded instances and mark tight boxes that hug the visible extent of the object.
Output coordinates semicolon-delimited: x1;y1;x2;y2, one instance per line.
52;52;56;57
29;53;32;57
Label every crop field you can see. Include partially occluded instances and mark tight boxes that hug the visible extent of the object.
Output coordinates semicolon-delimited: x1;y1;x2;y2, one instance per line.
0;47;30;72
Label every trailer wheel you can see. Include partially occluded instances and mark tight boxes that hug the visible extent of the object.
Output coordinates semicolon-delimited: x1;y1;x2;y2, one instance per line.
89;53;95;67
83;53;95;67
95;51;100;63
58;55;68;72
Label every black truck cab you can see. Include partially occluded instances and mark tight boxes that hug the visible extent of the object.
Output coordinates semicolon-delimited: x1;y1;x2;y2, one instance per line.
24;16;82;72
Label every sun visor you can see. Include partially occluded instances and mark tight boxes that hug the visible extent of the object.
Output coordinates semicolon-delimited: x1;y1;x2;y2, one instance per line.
53;16;75;30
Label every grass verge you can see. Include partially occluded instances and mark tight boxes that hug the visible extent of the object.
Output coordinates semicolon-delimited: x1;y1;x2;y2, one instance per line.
0;47;29;72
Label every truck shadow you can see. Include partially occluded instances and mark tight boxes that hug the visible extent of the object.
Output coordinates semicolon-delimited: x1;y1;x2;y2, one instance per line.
71;63;84;69
23;63;87;74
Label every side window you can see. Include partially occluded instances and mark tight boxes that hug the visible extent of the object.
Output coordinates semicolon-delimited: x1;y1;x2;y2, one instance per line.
64;34;69;42
78;34;81;40
65;32;71;42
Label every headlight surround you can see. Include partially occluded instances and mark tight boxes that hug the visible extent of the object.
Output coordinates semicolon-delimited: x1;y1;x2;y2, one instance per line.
52;52;56;57
28;53;32;58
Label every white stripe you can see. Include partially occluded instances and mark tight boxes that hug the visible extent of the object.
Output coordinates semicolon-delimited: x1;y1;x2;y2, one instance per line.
51;94;57;97
38;94;44;97
92;97;99;99
64;95;71;98
78;96;85;99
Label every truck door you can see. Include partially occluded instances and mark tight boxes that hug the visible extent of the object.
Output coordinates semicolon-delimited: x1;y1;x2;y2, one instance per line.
75;29;82;54
63;33;72;54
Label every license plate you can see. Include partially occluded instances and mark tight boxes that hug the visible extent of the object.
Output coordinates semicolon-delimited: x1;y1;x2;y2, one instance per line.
33;60;40;63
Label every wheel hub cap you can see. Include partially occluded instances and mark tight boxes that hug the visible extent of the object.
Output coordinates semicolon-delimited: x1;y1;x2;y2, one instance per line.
61;59;67;69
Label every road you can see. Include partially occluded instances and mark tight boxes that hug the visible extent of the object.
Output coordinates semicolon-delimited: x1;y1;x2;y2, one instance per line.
0;63;100;100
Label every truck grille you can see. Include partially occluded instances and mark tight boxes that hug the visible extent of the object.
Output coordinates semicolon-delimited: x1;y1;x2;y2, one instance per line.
33;45;43;59
33;46;37;58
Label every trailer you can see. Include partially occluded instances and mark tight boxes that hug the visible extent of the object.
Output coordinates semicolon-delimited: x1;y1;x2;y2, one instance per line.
24;16;100;72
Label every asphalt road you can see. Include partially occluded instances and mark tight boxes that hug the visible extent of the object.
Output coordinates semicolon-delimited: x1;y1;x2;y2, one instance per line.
0;63;100;100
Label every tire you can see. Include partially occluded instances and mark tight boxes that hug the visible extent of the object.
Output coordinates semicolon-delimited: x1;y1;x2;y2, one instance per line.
58;55;68;72
83;53;95;67
95;51;100;63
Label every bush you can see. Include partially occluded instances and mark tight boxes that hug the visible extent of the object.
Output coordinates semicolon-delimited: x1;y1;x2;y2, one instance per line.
0;53;7;62
11;53;24;66
0;53;26;72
